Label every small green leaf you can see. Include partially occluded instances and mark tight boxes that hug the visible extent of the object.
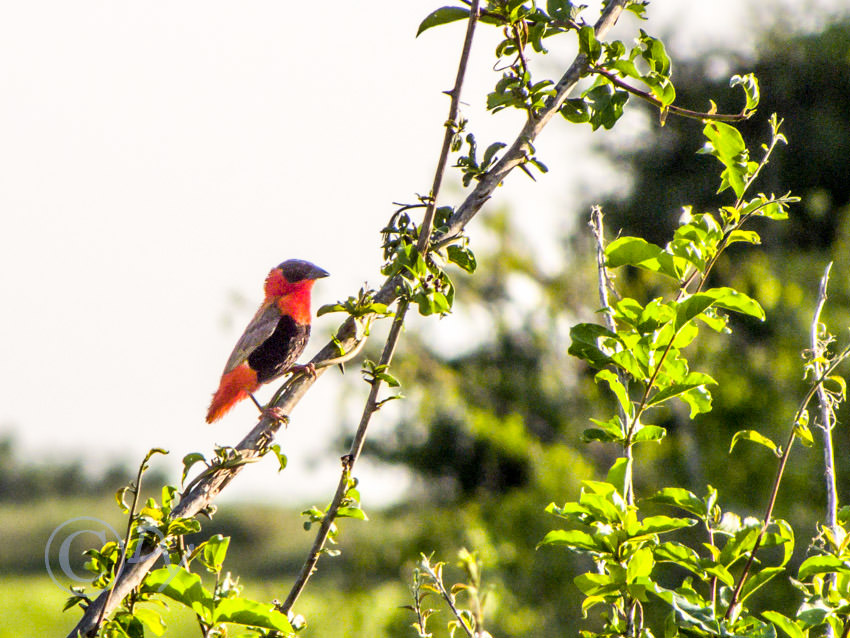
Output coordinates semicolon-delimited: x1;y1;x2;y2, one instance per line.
568;323;617;368
740;566;784;602
730;73;760;113
628;547;655;582
632;425;667;443
167;517;201;536
702;287;765;320
201;534;230;573
578;25;601;61
606;458;631;497
575;572;620;596
447;245;477;273
798;555;850;579
181;453;206;486
729;430;779;455
145;567;213;620
132;608;166;637
646;487;708;518
538;529;602;552
595;369;633;419
727;229;761;245
213;597;294;632
647;373;717;408
606;236;681;280
336;506;368;520
763;611;805;638
633;515;696;537
654;542;702;573
416;6;470;36
560;98;591;123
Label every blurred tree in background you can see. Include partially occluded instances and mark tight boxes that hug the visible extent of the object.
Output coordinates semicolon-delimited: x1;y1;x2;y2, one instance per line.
358;16;850;634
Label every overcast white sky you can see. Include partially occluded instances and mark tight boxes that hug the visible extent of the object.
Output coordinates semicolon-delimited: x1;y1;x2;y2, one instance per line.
0;1;842;506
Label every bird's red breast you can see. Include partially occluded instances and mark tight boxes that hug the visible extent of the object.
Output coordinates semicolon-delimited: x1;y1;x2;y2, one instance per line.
206;259;328;423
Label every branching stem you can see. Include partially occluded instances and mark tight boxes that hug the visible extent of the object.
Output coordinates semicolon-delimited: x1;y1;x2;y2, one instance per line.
280;299;409;613
590;65;751;123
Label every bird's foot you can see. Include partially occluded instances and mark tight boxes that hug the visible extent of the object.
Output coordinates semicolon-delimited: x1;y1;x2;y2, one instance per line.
262;406;290;425
289;363;317;379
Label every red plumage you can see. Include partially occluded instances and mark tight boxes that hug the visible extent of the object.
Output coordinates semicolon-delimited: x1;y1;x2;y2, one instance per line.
206;259;328;423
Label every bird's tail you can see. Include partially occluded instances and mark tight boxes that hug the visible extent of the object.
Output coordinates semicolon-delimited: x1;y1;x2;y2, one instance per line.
206;364;260;423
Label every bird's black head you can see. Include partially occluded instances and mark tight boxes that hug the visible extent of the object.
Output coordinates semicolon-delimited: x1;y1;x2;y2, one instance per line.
277;259;330;283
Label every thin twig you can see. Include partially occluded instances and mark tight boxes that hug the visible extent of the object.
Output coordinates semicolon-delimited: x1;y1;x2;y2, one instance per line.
589;207;633;503
811;263;838;531
811;262;837;638
416;0;481;256
725;323;850;619
94;452;155;632
279;299;409;613
590;66;751;123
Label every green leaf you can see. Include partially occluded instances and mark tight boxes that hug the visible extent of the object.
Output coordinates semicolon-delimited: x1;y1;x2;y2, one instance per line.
583;416;625;443
132;608;166;637
578;25;601;61
702;287;765;320
632;425;667;443
538;529;602;552
595;369;633;419
213;597;294;632
201;534;230;573
718;527;760;567
606;236;681;280
674;294;716;331
646;488;707;517
727;229;761;245
731;73;760;113
740;566;785;602
560;98;591;123
701;121;749;197
568;323;617;368
447;245;477;273
416;6;470;36
632;515;696;537
627;547;655;582
606;457;631;497
575;572;620;596
267;443;288;472
647;373;717;408
167;517;201;536
145;567;214;621
654;542;703;578
336;506;368;520
798;555;850;579
651;584;721;635
679;385;713;417
181;452;206;486
763;611;805;638
580;491;623;523
729;429;779;455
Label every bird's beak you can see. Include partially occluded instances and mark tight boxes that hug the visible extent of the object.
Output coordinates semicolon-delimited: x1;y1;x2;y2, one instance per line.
310;265;330;280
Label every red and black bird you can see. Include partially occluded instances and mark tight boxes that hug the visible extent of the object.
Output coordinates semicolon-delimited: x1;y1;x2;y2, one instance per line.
206;259;329;423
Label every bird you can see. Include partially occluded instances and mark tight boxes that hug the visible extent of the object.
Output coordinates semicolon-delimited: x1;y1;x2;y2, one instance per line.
206;259;329;423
